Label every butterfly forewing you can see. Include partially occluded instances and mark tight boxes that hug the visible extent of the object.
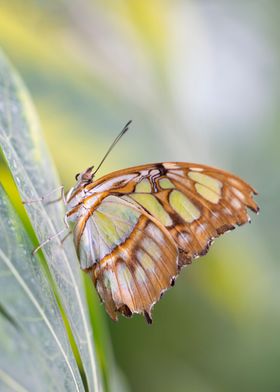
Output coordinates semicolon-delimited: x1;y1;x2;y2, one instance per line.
67;162;259;323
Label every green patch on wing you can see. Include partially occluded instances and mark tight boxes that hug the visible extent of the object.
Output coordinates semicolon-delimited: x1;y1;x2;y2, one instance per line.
130;194;172;227
79;196;141;267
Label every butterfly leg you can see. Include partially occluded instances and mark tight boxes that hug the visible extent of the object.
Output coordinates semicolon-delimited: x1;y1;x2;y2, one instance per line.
32;211;71;255
60;214;71;242
32;227;69;255
23;185;66;205
60;230;72;244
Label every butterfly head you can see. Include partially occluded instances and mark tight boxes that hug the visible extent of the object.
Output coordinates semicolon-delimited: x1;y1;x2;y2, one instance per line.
74;166;95;185
66;166;95;204
67;121;131;205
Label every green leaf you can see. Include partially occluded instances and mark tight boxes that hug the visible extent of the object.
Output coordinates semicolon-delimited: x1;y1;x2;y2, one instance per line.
0;51;102;391
0;186;83;391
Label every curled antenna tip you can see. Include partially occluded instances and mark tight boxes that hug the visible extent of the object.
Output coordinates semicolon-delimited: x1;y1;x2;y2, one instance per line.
124;120;132;132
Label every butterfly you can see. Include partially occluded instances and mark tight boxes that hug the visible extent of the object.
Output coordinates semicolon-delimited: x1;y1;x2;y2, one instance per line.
64;123;259;324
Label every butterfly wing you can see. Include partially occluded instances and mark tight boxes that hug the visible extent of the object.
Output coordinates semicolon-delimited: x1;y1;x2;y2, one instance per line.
72;195;178;323
67;162;259;322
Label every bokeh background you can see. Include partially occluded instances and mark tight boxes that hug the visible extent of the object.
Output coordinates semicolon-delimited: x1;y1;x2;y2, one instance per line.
0;1;280;391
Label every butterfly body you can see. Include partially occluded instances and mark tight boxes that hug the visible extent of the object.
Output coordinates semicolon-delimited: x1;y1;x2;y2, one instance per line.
66;162;259;323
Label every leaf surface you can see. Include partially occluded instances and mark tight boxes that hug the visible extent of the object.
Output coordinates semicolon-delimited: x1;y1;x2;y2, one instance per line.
0;186;84;391
0;51;102;391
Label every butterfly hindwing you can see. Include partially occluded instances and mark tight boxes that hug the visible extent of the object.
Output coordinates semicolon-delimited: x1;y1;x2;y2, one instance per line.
84;197;178;322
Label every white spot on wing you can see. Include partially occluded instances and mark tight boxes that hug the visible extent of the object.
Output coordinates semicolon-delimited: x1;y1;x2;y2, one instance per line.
146;223;164;244
135;265;147;285
231;187;246;201
222;207;232;216
228;178;242;188
142;237;160;255
189;167;204;172
231;198;242;209
177;232;191;247
163;162;180;169
196;223;208;236
150;169;158;177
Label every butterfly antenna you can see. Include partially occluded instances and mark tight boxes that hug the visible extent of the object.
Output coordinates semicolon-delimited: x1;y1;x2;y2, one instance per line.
92;120;132;176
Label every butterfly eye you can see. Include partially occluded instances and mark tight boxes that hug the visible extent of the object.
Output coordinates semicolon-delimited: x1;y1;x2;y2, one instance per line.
75;173;80;181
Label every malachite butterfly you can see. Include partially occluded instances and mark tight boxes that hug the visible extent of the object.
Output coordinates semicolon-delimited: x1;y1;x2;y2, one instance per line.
65;129;259;323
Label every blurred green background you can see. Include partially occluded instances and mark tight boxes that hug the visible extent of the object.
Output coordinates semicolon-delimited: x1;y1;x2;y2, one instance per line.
0;1;279;391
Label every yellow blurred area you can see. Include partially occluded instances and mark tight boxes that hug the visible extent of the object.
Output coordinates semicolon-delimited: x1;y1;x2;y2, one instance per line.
193;240;269;323
0;4;70;73
1;1;279;391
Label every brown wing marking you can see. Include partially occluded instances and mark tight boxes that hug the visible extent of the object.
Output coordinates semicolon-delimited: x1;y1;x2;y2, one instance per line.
88;214;178;323
156;185;255;267
126;167;259;268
